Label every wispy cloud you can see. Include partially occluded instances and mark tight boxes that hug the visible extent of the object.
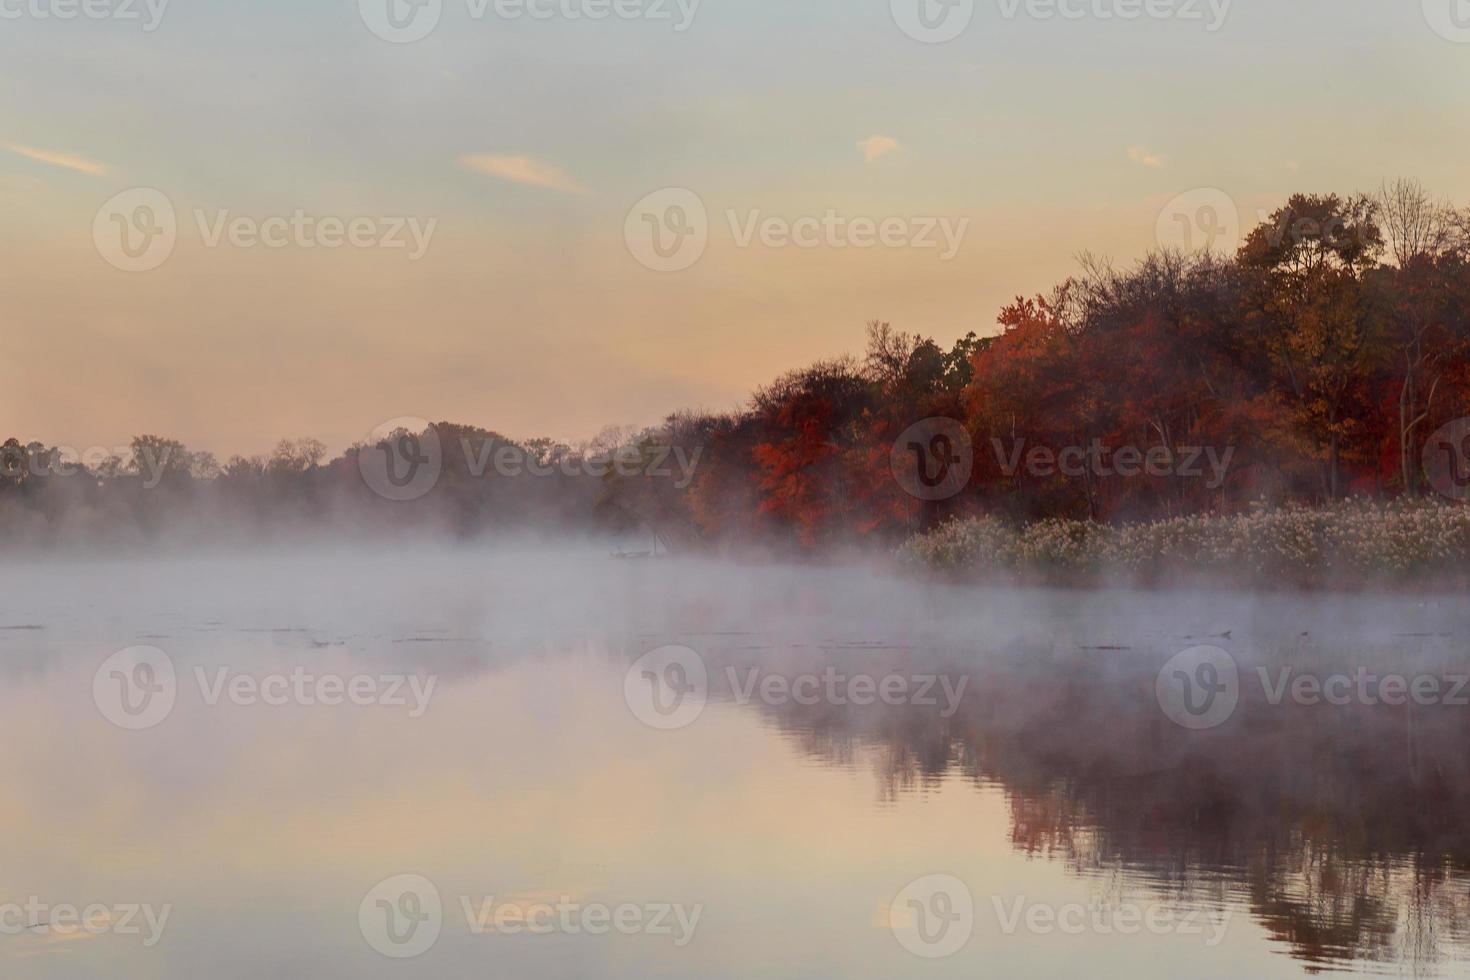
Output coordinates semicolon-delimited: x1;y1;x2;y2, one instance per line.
3;143;109;176
1127;146;1165;169
857;136;901;163
458;154;591;196
2;920;105;959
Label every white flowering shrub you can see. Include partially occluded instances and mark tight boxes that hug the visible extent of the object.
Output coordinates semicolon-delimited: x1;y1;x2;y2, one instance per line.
899;501;1470;583
896;516;1019;572
1018;518;1111;571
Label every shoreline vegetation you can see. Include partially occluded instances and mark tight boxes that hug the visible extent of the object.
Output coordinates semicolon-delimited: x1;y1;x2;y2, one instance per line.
5;183;1470;581
896;500;1470;590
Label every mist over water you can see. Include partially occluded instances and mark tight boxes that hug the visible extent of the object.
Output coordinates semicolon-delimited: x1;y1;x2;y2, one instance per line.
2;547;1468;977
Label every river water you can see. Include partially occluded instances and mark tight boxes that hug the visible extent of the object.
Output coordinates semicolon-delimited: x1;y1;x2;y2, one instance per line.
2;549;1468;978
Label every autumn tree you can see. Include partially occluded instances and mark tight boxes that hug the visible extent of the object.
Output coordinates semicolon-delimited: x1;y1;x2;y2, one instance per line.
750;359;872;545
1238;194;1388;499
1374;179;1469;491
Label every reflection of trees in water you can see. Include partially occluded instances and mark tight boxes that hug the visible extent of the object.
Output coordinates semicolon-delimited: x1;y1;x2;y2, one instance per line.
743;646;1470;973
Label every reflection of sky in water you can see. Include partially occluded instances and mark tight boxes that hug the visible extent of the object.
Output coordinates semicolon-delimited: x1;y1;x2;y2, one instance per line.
2;551;1468;978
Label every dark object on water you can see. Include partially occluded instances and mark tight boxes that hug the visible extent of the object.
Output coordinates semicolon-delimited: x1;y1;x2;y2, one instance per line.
612;530;672;560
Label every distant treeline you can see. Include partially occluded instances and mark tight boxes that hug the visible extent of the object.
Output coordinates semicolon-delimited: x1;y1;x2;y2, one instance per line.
5;183;1470;551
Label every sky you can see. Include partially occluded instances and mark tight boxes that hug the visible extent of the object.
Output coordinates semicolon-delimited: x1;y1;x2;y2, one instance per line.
3;0;1470;459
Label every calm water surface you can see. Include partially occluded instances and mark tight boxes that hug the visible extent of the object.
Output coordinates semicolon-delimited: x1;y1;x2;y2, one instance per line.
2;550;1469;978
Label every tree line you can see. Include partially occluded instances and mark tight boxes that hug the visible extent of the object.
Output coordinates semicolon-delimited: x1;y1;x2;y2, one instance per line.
5;181;1470;551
